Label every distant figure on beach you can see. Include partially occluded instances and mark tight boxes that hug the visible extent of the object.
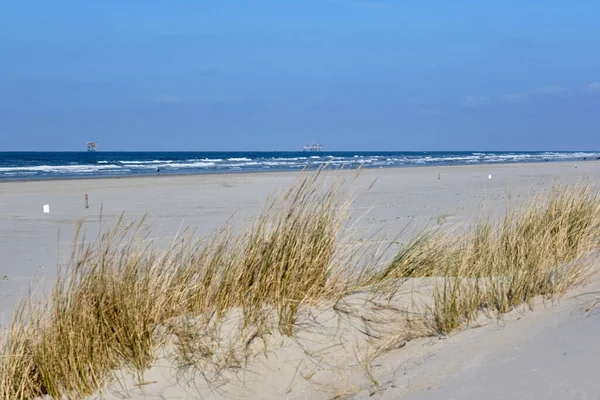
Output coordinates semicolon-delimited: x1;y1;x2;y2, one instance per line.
156;167;160;175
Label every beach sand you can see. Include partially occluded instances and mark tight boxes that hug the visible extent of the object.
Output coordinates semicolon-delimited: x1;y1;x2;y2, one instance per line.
1;160;600;399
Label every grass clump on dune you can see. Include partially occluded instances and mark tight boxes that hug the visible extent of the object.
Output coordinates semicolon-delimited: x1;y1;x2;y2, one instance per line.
0;218;192;399
211;168;355;334
380;184;600;334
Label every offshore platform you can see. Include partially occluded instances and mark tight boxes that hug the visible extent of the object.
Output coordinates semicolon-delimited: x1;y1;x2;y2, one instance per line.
303;138;323;152
87;141;98;152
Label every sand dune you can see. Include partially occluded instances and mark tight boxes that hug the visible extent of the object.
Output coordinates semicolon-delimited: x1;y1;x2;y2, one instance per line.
360;281;600;400
92;278;600;400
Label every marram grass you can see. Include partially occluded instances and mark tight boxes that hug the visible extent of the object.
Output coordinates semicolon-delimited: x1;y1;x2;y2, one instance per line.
380;184;600;334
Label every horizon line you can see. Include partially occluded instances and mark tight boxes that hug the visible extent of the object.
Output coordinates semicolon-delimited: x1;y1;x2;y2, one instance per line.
1;149;599;153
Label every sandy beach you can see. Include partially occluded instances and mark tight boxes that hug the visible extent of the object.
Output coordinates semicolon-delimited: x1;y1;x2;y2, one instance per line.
2;161;600;399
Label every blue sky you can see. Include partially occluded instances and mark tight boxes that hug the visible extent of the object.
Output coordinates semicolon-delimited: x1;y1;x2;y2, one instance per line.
1;1;600;151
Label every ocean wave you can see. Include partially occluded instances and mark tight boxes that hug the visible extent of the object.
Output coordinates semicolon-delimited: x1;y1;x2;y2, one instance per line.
165;162;216;168
227;157;251;162
120;160;173;165
540;152;597;159
0;164;122;173
223;162;260;167
272;157;307;161
2;171;37;176
434;156;480;162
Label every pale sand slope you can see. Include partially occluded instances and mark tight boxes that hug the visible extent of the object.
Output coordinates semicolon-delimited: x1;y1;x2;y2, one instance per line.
357;280;600;400
99;278;600;400
0;160;599;398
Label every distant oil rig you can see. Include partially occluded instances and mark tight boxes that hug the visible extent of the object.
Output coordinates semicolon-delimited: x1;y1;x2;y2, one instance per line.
303;138;323;152
87;141;98;152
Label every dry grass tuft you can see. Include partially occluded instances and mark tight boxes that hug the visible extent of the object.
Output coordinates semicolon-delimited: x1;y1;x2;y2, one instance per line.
0;217;192;399
214;167;357;334
380;184;600;334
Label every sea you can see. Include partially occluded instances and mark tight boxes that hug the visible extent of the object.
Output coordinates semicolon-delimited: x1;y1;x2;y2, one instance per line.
0;151;598;181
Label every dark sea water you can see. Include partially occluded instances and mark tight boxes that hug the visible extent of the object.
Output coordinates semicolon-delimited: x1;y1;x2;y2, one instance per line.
0;151;597;181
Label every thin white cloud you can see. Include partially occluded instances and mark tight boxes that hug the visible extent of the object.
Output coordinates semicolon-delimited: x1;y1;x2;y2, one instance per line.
588;82;600;92
470;82;594;107
155;95;181;104
419;109;444;115
502;85;566;104
534;86;566;95
503;93;529;103
461;95;489;107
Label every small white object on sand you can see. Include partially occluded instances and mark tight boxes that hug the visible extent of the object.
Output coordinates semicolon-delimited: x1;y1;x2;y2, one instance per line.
42;204;50;213
489;174;492;179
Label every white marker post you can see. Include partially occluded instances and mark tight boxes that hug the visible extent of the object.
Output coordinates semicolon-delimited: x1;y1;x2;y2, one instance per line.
43;204;50;213
488;174;492;179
